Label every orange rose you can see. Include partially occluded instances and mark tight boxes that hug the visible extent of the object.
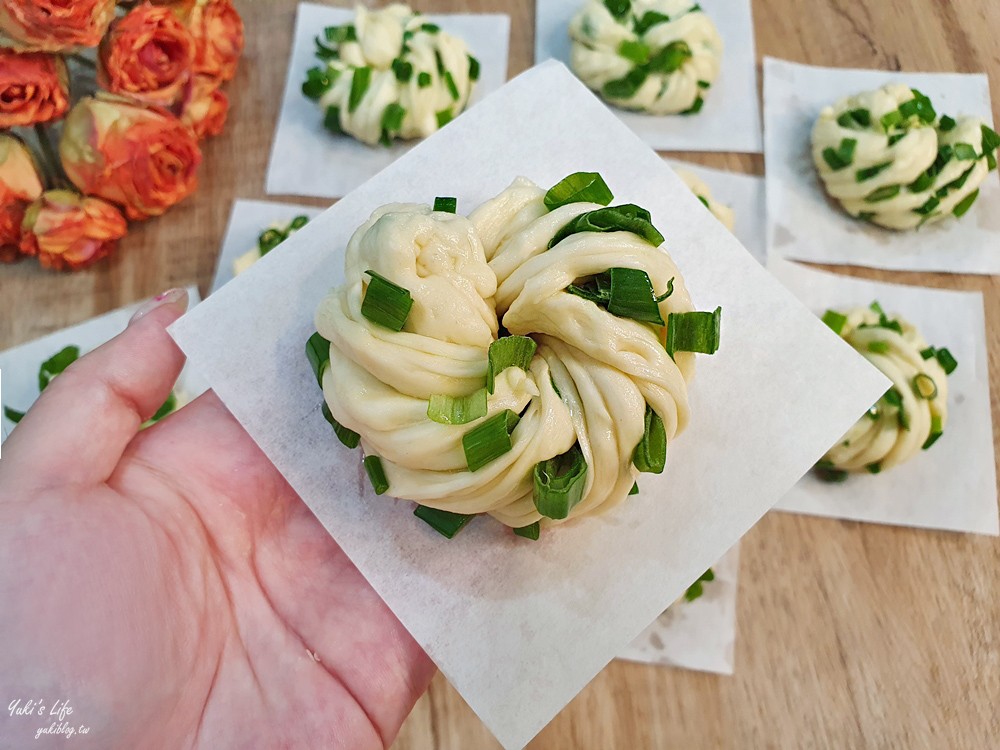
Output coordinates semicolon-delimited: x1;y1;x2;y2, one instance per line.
187;0;244;84
98;3;194;108
20;190;127;271
0;50;70;128
59;95;202;221
146;0;197;21
0;133;44;263
0;0;116;52
179;74;229;139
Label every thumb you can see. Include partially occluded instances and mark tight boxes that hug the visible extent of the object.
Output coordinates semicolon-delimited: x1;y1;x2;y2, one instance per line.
1;289;189;489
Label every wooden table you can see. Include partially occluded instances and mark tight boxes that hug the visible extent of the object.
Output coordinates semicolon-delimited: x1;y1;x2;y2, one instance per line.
3;1;998;747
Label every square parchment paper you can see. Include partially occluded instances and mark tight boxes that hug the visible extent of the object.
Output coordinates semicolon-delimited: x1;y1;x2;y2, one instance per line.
1;287;204;443
169;62;889;749
764;58;1000;275
266;2;510;199
536;0;762;153
668;160;765;263
210;200;326;294
771;258;998;536
619;543;740;674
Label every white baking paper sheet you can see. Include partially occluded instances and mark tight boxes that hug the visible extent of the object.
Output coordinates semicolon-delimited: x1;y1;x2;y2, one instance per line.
1;287;205;443
169;61;889;749
764;58;1000;275
210;200;326;294
669;160;766;263
771;258;998;536
535;0;762;153
619;543;740;674
266;2;511;199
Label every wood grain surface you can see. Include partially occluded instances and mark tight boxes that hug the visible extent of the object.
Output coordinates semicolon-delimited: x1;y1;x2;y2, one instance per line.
3;1;999;748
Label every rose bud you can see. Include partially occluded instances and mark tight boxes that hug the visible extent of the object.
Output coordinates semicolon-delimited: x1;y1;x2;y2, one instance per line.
59;95;202;221
19;190;128;272
179;74;229;139
0;0;116;53
187;0;244;84
0;50;70;128
0;133;44;263
98;3;195;108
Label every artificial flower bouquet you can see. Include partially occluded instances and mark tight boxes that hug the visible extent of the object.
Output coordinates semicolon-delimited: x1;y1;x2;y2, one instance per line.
0;0;244;271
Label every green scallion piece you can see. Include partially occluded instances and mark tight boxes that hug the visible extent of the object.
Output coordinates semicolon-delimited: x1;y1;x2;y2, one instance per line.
681;96;705;115
913;196;940;216
322;402;360;448
427;388;487;425
4;406;25;424
867;341;890;354
435;108;453;128
380;103;406;134
934;347;958;375
880;110;904;131
259;227;285;255
364;455;389;495
603;67;648;100
697;79;711;89
864;184;901;203
908;170;934;192
420;22;440;33
324;24;357;44
648;40;692;74
468;55;480;81
837;108;871;128
305;332;330;386
684;568;715;602
414;505;473;538
665;307;722;357
444;71;460;100
303;66;335;99
888;133;906;146
899;90;935;122
324;105;344;135
487;335;537;394
920;346;936;360
922;415;944;450
433;196;457;213
607;267;666;325
866;462;882;474
533;444;588;520
361;270;413;331
463;409;519;471
938;115;957;132
629;481;639;495
617;39;651;64
513;522;540;541
822;138;857;171
543;172;614;211
912;373;938;400
822;309;847;334
348;66;371;113
633;404;666;474
633;10;670;35
981;124;1000;153
952;189;980;218
418;71;432;87
549;204;664;248
952;142;978;160
290;215;309;230
815;460;849;483
38;345;79;391
856;161;893;182
603;0;631;20
392;58;413;82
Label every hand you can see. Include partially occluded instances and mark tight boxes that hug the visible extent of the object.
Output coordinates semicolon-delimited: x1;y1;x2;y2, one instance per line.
0;289;435;749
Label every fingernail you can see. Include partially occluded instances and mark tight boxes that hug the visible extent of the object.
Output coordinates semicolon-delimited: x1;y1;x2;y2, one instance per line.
128;288;189;326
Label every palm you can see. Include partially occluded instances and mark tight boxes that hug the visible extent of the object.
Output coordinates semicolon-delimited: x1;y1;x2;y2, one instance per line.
0;302;432;750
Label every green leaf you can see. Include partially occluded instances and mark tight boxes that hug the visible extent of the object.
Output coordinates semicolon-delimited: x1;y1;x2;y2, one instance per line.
414;505;473;539
922;414;944;450
952;142;978;160
938;114;956;132
632;404;666;474
544;172;614;211
533;443;589;520
629;481;639;495
880;110;904;131
324;24;357;44
303;66;336;99
981;124;1000;153
39;345;79;392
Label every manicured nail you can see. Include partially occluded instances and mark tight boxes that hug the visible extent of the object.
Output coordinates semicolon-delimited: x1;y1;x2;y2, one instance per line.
128;288;189;326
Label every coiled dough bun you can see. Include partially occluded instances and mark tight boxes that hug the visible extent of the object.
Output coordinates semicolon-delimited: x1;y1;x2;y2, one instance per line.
307;4;479;146
812;84;999;230
569;0;722;115
314;177;699;529
820;304;950;475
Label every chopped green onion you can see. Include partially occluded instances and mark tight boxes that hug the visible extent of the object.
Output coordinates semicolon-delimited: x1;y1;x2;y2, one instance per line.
361;270;413;332
883;388;902;409
981;124;1000;153
987;152;996;170
313;37;338;61
417;71;432;87
603;0;631;20
899;89;935;122
322;402;360;448
549;204;664;248
869;301;885;316
258;227;285;255
922;415;944;450
434;49;445;74
867;341;889;354
938;114;957;131
305;332;330;386
633;10;670;35
543;172;614;211
934;347;958;375
433;196;457;213
148;392;177;423
864;184;901;203
607;267;666;325
324;105;344;135
681;96;705;115
420;22;440;33
629;481;639;495
4;406;24;423
908;170;934;192
468;55;480;81
856;161;893;182
888;133;906;146
413;505;473;538
463;409;519;471
380;102;406;134
857;211;876;222
427;389;487;425
920;346;935;360
684;568;715;602
665;307;722;357
617;39;650;64
697;195;710;209
513;522;540;541
822;309;848;334
38;345;79;391
815;460;849;483
697;79;711;89
487;335;536;394
648;41;692;74
444;71;460;100
348;66;371;113
912;373;938;399
435;108;453;128
837;108;871;128
533;444;588;520
880;110;904;131
603;67;648;100
822;138;857;171
632;404;666;474
952;142;978;160
289;215;309;230
913;196;940;216
324;24;357;44
303;66;335;99
363;455;389;495
392;59;413;82
866;462;881;474
952;189;979;218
